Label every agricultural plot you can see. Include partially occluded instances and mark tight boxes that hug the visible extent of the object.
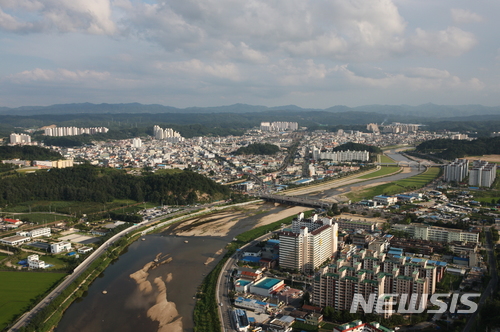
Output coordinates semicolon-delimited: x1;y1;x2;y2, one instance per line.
0;271;65;330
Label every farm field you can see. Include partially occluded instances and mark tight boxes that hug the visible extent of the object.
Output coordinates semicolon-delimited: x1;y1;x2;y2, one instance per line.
0;271;65;330
358;166;400;179
348;167;441;201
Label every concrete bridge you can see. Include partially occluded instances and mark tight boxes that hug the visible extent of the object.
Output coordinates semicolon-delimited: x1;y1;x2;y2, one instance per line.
260;194;332;210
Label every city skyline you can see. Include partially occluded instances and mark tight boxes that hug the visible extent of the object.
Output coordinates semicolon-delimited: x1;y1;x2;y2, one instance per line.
1;1;499;108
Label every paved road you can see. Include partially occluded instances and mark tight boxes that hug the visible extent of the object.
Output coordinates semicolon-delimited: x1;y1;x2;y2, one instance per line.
462;229;498;332
217;232;275;332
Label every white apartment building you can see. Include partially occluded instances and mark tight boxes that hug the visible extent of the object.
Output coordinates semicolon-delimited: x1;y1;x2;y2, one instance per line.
51;241;72;254
280;213;338;273
132;137;142;148
469;160;497;187
392;223;479;243
44;126;108;137
311;147;369;162
444;159;469;182
260;122;298;132
27;254;47;269
153;125;184;142
10;133;31;144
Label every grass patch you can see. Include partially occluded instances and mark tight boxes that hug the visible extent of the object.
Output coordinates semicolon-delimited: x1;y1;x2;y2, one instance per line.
0;213;68;224
348;167;441;202
0;271;65;330
358;166;400;179
379;154;396;163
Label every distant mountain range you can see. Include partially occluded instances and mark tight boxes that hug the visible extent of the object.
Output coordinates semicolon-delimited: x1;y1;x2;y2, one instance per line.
1;102;500;119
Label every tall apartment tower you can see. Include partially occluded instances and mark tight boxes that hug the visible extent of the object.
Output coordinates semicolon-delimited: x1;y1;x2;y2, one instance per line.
469;160;497;187
444;159;469;182
279;213;338;273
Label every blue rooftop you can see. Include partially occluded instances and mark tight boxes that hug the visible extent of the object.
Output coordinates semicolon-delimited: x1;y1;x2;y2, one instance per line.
253;277;281;289
241;256;261;263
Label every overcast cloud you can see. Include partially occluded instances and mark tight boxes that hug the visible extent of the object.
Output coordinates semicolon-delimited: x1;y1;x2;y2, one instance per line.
0;0;498;108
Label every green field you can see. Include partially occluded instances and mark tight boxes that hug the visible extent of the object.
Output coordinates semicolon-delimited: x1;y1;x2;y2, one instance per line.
0;271;66;330
0;213;68;224
348;167;441;201
358;166;400;179
379;154;396;163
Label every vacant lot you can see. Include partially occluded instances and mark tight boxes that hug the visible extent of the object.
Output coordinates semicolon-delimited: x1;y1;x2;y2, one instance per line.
0;271;65;330
466;155;500;164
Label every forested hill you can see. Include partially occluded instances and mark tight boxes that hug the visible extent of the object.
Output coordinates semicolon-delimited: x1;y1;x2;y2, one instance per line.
415;137;500;159
0;166;230;206
233;143;280;155
333;142;382;154
0;146;62;161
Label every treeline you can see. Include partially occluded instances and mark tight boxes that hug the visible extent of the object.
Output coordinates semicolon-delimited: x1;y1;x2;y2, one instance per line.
0;165;230;206
333;142;382;154
233;143;280;155
0;146;62;160
415;137;500;159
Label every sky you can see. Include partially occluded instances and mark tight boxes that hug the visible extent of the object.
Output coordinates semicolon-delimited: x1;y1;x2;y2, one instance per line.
0;0;499;109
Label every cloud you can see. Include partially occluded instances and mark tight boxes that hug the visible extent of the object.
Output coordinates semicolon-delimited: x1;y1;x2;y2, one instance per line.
155;59;241;81
0;0;116;34
6;68;111;83
451;8;484;24
410;26;476;57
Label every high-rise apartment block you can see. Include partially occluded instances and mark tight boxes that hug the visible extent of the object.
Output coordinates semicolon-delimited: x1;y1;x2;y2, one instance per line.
260;122;298;132
279;213;338;273
469;160;497;188
9;133;31;144
312;250;444;318
311;147;369;162
44;126;108;137
153;125;184;143
444;159;469;182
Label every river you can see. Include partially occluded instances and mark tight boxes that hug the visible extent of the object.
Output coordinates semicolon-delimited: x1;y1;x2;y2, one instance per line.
55;204;291;332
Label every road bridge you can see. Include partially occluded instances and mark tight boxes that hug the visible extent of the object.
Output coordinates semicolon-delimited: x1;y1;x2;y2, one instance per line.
260;194;332;210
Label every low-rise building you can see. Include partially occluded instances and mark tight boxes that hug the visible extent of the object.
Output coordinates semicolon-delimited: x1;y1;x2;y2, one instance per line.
0;235;30;246
51;241;72;254
27;254;47;269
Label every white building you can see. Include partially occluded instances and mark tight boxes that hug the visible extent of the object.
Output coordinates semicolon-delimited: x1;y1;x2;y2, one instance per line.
17;227;51;238
0;235;30;246
280;213;338;273
260;122;298;132
469;160;497;188
51;241;72;254
132;137;142;148
44;126;108;137
27;254;47;269
392;223;479;243
444;159;469;182
78;247;93;254
10;133;31;144
311;148;370;162
373;195;398;206
153;125;184;142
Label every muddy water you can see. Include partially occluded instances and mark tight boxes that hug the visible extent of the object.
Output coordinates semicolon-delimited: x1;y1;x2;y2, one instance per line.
55;203;289;332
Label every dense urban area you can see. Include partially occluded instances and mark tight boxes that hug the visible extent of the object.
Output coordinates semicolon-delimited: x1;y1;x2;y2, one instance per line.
1;119;500;332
